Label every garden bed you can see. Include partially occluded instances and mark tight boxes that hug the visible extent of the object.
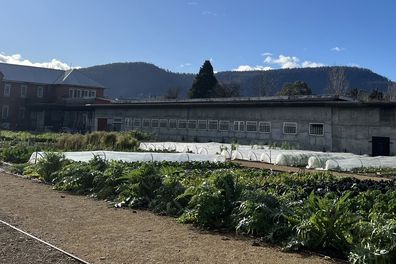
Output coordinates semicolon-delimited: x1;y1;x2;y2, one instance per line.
17;153;396;263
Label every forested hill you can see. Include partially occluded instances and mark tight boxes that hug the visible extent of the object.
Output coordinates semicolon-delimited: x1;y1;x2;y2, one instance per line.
81;62;392;99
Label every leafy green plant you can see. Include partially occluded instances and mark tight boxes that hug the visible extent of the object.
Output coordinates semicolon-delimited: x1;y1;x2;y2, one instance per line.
36;152;65;183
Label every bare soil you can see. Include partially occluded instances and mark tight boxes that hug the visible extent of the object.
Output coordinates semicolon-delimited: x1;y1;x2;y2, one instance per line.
0;172;337;264
0;222;79;264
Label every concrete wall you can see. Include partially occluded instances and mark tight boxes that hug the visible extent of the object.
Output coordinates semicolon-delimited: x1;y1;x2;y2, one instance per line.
94;104;333;151
331;106;396;155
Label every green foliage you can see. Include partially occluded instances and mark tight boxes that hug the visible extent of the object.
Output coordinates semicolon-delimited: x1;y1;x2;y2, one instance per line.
27;158;396;262
0;144;35;163
188;60;218;98
36;152;65;183
278;81;312;96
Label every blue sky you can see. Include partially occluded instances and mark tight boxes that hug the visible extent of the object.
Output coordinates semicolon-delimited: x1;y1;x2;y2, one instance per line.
0;0;395;80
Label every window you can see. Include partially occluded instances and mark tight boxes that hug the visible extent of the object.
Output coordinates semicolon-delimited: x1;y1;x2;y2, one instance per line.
37;86;44;98
125;118;131;128
258;122;271;133
283;122;297;134
178;120;187;129
246;121;258;132
198;120;207;130
188;120;197;129
19;107;25;119
89;90;96;98
151;119;159;128
219;121;230;131
208;120;218;130
82;90;88;98
4;84;11;97
1;105;9;120
20;85;27;98
233;121;245;132
159;119;168;128
169;119;177;129
309;123;324;136
133;118;141;127
69;89;74;98
142;119;150;128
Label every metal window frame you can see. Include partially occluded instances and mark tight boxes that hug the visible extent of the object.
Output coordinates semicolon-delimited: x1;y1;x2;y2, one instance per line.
178;119;187;129
142;119;150;128
159;119;168;128
309;123;324;136
188;120;197;129
258;121;271;133
37;86;44;98
169;119;177;129
208;120;219;130
151;119;159;128
246;121;258;132
133;118;141;127
197;120;207;130
283;122;297;135
1;105;9;119
219;120;230;131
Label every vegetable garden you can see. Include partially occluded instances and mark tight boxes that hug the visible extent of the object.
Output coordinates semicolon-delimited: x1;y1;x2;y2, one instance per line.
17;153;396;264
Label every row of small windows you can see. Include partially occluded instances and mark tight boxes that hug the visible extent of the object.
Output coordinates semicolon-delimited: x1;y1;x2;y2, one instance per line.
69;89;96;99
2;83;43;98
124;118;324;136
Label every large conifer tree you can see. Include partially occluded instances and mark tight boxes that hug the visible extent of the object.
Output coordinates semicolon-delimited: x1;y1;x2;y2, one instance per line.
188;60;218;98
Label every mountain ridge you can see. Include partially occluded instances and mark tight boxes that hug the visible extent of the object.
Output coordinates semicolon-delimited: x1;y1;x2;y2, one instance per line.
80;62;392;99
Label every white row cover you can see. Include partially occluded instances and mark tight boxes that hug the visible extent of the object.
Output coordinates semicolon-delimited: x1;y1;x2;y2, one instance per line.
140;142;396;172
28;151;225;164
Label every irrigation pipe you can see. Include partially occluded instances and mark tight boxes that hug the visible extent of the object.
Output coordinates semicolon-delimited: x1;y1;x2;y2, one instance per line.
0;219;92;264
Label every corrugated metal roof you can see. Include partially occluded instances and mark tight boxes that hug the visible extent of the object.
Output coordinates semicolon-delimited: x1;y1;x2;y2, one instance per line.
0;63;105;88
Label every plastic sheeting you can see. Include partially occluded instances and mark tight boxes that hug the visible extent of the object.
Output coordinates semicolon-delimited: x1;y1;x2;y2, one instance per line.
28;151;225;164
139;142;396;172
325;156;396;171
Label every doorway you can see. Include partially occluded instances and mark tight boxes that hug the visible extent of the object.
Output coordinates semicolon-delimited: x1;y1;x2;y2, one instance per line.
372;137;390;156
97;118;108;131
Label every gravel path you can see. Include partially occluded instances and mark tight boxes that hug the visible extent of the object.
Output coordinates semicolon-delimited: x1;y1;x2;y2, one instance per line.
0;172;336;264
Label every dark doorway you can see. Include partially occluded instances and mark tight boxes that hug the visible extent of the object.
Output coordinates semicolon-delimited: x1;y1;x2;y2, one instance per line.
372;137;390;156
97;118;108;131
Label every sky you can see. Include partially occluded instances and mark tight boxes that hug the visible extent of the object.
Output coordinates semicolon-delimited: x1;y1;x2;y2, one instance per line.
0;0;395;80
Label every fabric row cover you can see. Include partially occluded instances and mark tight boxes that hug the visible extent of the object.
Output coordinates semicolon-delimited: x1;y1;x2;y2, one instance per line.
29;151;226;164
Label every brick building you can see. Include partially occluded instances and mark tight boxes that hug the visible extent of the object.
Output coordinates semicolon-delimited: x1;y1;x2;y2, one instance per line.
0;63;107;131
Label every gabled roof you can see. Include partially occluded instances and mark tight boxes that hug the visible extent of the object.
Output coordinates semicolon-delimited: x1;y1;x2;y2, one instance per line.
0;63;105;89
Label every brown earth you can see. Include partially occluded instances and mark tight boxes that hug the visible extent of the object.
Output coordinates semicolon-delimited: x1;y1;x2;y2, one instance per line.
0;172;339;264
0;222;79;264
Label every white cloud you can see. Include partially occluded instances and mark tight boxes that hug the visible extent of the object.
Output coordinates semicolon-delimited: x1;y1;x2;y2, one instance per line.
180;63;192;68
331;46;345;52
261;52;273;56
264;54;324;69
233;65;272;72
349;63;361;68
0;53;78;70
301;61;325;68
264;55;300;68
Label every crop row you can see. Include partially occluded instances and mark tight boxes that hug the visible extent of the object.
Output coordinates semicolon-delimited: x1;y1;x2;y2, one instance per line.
18;153;396;264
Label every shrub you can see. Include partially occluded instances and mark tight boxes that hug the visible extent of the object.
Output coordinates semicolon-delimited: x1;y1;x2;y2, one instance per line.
36;152;65;183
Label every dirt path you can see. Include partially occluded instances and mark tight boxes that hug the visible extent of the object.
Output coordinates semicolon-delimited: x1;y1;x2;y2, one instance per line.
0;222;79;264
233;160;391;182
0;172;336;264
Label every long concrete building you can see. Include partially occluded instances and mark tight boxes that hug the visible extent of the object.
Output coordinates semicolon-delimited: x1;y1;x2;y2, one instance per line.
89;96;396;156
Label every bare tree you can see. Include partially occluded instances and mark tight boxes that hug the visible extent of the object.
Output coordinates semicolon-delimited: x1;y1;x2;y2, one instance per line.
165;87;180;99
213;82;240;98
327;67;349;96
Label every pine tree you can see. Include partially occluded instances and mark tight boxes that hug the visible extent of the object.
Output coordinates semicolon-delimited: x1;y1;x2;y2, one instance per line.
188;60;218;98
